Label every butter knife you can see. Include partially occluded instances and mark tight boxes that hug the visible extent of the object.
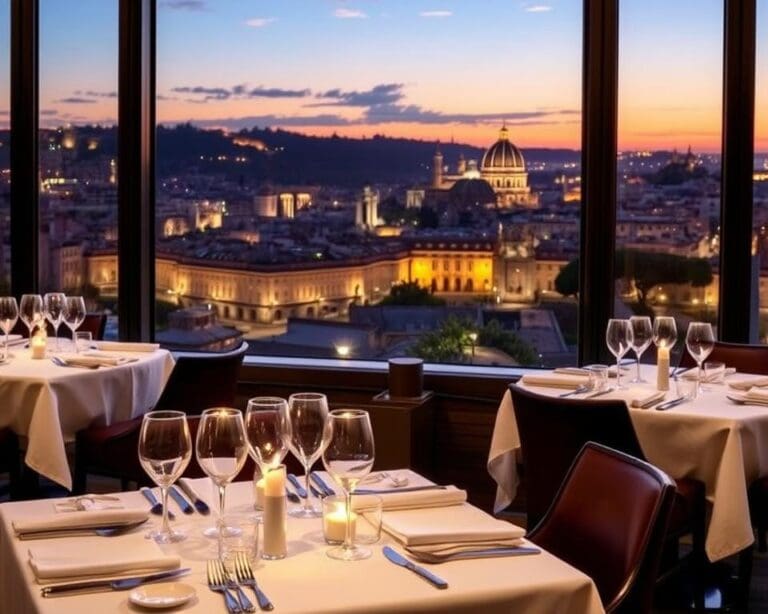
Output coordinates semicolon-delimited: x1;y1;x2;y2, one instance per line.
287;474;308;498
169;486;194;514
585;387;615;399
383;546;448;589
655;396;687;411
140;488;175;520
41;568;191;597
310;472;335;496
177;479;210;515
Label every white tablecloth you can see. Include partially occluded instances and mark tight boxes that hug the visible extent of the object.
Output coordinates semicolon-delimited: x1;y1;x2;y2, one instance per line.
488;365;768;562
0;347;175;490
0;480;605;614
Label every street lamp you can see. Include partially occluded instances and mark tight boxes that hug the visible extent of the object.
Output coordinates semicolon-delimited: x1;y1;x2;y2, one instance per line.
468;332;478;360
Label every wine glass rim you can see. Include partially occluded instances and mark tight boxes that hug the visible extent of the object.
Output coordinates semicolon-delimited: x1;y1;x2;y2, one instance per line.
144;410;187;420
289;392;326;400
200;406;241;417
247;396;288;407
328;408;369;418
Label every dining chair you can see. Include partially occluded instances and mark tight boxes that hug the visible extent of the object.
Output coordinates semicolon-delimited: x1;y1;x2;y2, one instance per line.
0;428;20;500
527;442;676;614
509;384;705;588
73;341;249;493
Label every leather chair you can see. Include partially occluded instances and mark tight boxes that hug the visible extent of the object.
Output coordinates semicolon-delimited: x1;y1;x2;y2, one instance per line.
0;428;20;500
509;384;705;586
528;442;676;614
73;342;249;492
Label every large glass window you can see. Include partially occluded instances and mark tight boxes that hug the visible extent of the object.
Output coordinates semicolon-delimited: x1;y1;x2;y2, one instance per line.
0;0;9;293
39;0;118;336
616;0;723;362
756;0;768;342
156;0;582;365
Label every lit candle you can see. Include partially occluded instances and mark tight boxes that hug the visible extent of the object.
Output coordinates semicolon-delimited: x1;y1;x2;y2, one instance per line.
30;329;46;360
254;477;265;510
657;345;670;391
323;501;357;544
262;465;287;559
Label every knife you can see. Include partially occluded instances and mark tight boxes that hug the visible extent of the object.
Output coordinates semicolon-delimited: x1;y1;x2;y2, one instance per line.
287;474;308;498
383;546;448;589
169;486;194;514
310;472;336;496
41;568;191;597
356;485;448;495
140;488;175;520
285;488;301;504
655;396;687;411
177;479;210;515
585;387;615;399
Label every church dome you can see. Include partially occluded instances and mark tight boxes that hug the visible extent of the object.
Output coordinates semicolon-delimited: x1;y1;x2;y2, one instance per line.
481;125;525;171
448;178;496;206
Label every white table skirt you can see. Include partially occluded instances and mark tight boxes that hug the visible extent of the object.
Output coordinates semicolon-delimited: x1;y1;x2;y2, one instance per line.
0;480;605;614
488;365;768;562
0;347;175;490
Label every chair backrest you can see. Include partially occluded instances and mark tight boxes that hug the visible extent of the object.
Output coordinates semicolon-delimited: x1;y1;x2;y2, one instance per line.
155;341;248;415
677;340;768;374
528;442;675;614
79;313;107;340
509;383;645;528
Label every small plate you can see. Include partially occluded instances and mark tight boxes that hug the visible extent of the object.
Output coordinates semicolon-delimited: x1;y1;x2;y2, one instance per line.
129;582;196;609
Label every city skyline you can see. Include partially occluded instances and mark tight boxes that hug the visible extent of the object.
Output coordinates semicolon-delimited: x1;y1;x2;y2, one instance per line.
0;0;767;151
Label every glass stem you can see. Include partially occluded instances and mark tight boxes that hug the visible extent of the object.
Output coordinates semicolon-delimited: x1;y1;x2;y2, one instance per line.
616;356;622;388
303;462;312;513
160;486;171;536
636;352;641;381
217;484;226;560
54;323;59;351
696;361;702;398
343;489;354;551
3;331;8;361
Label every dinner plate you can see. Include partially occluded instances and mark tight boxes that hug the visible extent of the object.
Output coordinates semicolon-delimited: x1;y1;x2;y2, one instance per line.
128;582;196;609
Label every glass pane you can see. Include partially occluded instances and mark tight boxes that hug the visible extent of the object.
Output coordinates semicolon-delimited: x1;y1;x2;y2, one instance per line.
617;0;723;365
39;0;118;338
0;0;9;293
757;0;768;342
156;1;582;365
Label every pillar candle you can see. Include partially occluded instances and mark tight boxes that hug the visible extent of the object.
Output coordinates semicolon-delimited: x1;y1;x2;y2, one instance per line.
657;346;670;391
30;330;46;360
253;476;265;510
262;465;287;559
323;502;357;544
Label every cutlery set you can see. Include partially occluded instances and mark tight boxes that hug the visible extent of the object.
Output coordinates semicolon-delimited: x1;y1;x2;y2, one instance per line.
41;568;192;597
207;556;274;613
140;485;212;518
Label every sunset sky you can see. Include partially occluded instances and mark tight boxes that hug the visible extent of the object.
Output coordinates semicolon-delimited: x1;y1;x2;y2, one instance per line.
0;0;767;152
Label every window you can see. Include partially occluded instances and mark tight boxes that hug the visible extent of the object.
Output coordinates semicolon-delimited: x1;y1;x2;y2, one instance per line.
0;0;8;293
757;0;768;342
616;0;722;360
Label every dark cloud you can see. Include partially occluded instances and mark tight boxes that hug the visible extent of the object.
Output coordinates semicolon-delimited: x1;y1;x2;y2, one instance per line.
176;113;353;131
314;83;404;107
364;104;579;125
160;0;207;10
172;86;231;101
248;87;311;99
40;109;59;116
172;84;312;102
56;97;97;104
75;90;118;98
157;94;179;101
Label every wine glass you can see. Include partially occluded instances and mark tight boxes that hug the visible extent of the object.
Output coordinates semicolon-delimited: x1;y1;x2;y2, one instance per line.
138;411;192;544
628;316;653;383
685;322;715;398
43;292;66;352
19;294;44;338
606;319;633;389
196;407;248;556
322;409;375;561
652;316;678;351
245;397;292;511
62;296;86;352
0;297;19;362
287;392;329;518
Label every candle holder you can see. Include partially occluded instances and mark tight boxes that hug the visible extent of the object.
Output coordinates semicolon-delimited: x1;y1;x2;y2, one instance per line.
262;464;287;560
30;327;47;360
322;496;357;545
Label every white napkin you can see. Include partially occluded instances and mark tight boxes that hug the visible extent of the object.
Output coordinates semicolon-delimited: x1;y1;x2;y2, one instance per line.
60;353;138;367
383;502;525;546
682;367;736;382
553;367;590;376
94;341;160;353
13;509;148;537
6;334;26;346
729;376;768;391
745;388;768;404
519;374;589;390
54;495;124;512
28;545;179;582
630;391;666;409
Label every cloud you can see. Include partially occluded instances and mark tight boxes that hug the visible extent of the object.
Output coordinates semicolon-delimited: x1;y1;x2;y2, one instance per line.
245;17;276;28
0;110;7;116
172;84;312;102
178;113;353;131
314;83;405;107
172;86;231;101
40;109;59;115
363;103;577;125
75;89;117;98
524;4;553;12
334;8;367;19
160;0;207;10
56;97;97;104
420;10;452;18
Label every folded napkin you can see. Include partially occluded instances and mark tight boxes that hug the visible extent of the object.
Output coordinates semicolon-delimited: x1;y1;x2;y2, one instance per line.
383;502;525;546
745;388;768;404
60;353;138;367
54;495;124;512
7;334;26;346
682;367;736;382
729;376;768;391
630;391;666;409
94;341;160;353
28;545;179;582
13;509;148;537
519;374;589;390
553;367;590;376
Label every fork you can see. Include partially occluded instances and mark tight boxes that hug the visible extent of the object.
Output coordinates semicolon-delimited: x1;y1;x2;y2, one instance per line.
206;560;241;613
235;552;274;611
216;560;255;613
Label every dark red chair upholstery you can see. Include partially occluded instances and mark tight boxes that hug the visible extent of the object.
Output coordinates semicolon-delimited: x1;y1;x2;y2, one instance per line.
0;428;20;499
509;384;705;586
528;442;676;614
74;342;249;492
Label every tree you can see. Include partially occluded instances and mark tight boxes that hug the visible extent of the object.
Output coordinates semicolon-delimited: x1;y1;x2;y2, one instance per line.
554;258;579;298
478;319;538;366
379;281;445;306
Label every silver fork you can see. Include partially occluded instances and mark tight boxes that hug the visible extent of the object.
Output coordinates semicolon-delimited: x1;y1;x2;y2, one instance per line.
235;552;274;611
207;560;241;614
217;559;255;613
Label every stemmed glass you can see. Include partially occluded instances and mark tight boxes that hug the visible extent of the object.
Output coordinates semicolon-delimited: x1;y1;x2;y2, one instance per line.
196;407;248;556
63;296;86;352
685;322;715;398
322;409;375;561
43;292;66;352
19;294;44;338
245;397;292;511
0;297;19;362
138;411;192;544
287;392;329;518
606;319;633;389
628;316;653;383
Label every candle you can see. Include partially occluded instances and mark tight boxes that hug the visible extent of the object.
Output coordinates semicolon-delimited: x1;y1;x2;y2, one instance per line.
30;329;46;360
254;477;265;510
323;501;357;544
264;465;285;497
657;345;670;391
262;465;287;560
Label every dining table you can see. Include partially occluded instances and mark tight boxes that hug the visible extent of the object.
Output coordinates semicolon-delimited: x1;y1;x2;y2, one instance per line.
0;342;175;491
0;478;606;614
488;364;768;562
